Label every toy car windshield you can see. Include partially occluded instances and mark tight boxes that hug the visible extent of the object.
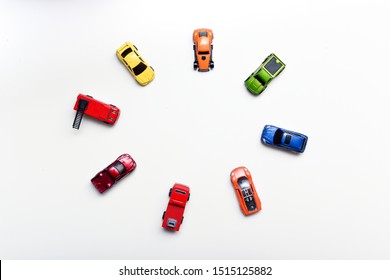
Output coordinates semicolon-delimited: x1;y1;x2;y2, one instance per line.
121;48;133;58
273;129;284;144
113;161;126;175
237;177;250;189
133;62;147;75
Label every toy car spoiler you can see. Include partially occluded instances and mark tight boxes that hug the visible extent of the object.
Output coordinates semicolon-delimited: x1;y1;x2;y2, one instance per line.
72;94;120;129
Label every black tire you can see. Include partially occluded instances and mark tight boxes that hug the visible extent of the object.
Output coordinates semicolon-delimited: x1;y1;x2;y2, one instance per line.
162;211;166;220
134;45;138;50
181;216;184;224
210;61;214;69
187;193;190;201
193;62;198;70
169;188;172;197
150;66;154;71
86;95;93;98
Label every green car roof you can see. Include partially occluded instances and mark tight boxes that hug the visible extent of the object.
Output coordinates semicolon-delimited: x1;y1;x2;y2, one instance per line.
245;53;285;95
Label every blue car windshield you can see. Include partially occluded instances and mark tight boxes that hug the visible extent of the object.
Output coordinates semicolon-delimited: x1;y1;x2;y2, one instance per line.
273;129;284;144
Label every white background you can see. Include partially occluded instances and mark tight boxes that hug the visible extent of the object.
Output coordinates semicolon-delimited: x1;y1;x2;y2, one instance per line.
0;0;389;259
3;260;390;280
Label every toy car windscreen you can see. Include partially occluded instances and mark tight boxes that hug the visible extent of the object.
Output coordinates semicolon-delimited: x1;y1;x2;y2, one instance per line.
132;62;147;76
113;161;126;175
273;129;284;144
264;57;283;75
254;74;265;85
121;48;133;58
175;189;187;195
199;31;208;37
237;177;250;190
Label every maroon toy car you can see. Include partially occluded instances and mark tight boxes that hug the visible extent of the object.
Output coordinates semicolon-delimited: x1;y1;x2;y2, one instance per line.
162;183;190;231
73;94;120;129
91;154;136;193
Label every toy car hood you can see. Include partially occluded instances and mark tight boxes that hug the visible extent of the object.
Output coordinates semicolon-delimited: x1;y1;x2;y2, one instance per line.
246;77;265;94
261;125;278;144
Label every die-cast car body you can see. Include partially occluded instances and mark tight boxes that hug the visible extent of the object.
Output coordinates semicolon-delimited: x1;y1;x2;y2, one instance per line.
193;28;214;71
116;42;155;86
162;183;190;231
91;154;136;193
245;53;285;95
72;94;120;129
261;125;308;153
230;167;261;216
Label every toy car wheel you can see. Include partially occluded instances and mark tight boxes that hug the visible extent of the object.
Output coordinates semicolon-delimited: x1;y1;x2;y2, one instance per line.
133;45;138;51
193;62;198;70
210;61;214;69
187;193;190;201
181;216;184;224
162;211;166;220
86;95;93;98
193;45;195;50
169;188;172;197
150;66;154;71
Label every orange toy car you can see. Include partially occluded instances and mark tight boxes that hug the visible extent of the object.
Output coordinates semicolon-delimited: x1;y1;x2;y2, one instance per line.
193;28;214;71
230;167;261;216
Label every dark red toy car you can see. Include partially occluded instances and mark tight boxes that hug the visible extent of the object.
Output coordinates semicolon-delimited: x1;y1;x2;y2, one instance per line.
162;183;190;231
91;154;136;193
72;94;120;129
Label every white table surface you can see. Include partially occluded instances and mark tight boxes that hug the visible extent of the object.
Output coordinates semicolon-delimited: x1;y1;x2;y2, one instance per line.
1;0;389;259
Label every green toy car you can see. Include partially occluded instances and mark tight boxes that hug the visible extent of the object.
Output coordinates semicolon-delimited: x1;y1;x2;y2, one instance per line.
244;54;285;95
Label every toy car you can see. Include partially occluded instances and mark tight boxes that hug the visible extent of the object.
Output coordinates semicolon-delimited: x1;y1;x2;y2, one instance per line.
230;167;261;216
193;28;214;71
72;94;120;129
116;42;155;86
162;183;190;231
261;125;308;153
91;154;136;193
245;53;285;95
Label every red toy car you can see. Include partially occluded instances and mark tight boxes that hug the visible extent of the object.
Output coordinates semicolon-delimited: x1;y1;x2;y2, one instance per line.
162;183;190;231
91;154;136;193
72;94;120;129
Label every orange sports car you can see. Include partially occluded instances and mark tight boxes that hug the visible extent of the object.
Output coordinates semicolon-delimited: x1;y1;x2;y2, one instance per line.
230;167;261;216
193;28;214;71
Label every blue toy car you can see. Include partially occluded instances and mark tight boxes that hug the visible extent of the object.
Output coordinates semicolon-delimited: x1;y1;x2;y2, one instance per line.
261;125;308;153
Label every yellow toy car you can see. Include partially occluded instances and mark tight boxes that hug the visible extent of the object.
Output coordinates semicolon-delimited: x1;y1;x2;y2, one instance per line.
116;42;155;86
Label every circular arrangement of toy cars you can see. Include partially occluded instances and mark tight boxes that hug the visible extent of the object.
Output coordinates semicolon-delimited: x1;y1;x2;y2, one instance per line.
71;28;308;232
